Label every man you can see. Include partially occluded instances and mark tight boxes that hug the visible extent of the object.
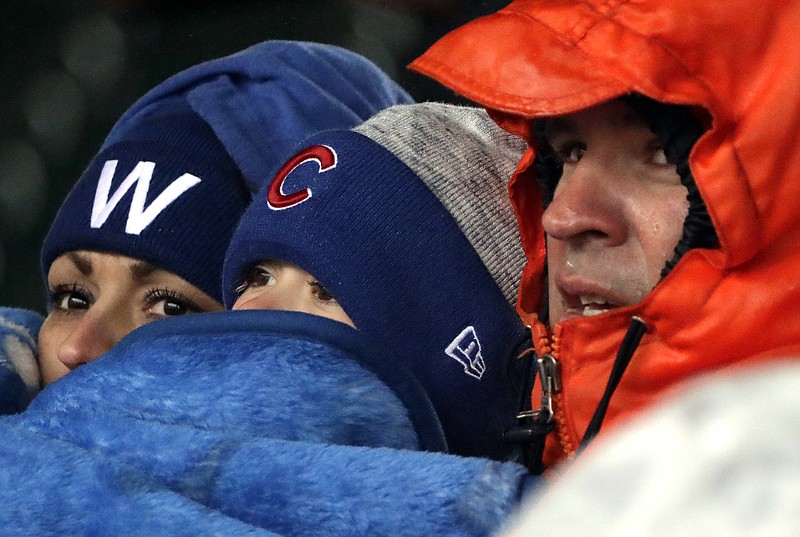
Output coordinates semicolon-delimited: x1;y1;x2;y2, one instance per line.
410;0;800;472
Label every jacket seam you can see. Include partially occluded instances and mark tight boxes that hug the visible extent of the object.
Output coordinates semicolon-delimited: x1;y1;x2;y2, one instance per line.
505;0;721;108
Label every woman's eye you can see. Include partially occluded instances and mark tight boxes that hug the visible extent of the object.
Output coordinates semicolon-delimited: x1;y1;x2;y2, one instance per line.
146;289;203;318
50;286;91;311
556;142;586;164
151;298;190;317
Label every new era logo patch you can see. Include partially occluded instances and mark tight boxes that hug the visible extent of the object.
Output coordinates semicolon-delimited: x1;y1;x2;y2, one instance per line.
445;326;485;380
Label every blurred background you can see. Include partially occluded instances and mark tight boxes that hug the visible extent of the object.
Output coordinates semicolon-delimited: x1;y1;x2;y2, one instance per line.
0;0;508;313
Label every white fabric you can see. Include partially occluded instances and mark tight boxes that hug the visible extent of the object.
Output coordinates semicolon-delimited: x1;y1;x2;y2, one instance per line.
498;361;800;537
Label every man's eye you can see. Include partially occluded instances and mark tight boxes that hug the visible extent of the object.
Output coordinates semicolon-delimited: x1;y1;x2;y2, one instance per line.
651;147;669;165
645;137;672;166
556;142;586;164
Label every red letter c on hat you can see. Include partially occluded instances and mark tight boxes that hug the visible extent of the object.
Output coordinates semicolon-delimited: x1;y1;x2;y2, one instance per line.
267;145;338;210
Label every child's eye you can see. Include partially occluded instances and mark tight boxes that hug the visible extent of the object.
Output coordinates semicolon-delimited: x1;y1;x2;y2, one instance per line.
49;284;91;312
555;142;586;164
308;281;336;303
145;288;203;318
235;265;277;296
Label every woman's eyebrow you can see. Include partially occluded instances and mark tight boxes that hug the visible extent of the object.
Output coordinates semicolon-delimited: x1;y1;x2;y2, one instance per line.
129;259;161;280
66;252;93;276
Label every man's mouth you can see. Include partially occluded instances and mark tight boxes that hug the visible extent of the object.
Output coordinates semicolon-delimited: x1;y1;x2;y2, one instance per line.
554;276;624;322
579;295;615;317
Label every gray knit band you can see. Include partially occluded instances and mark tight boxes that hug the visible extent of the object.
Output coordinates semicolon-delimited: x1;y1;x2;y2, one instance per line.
354;103;527;305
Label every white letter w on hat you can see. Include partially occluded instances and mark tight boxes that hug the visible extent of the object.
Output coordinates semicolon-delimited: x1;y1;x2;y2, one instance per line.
90;160;201;235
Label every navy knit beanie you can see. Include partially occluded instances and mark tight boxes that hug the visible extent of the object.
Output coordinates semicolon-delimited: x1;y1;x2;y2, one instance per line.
41;97;248;302
41;40;413;303
224;103;529;459
102;40;414;193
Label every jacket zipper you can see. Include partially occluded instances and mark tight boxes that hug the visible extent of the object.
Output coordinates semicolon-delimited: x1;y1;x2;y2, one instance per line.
531;324;575;460
530;316;650;462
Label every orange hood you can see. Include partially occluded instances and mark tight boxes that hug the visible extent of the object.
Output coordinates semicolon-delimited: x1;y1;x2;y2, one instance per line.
411;0;800;466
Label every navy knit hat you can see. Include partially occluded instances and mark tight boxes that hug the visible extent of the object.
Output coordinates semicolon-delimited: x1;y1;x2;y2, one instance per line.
103;40;414;193
41;97;248;302
41;40;414;303
223;103;529;459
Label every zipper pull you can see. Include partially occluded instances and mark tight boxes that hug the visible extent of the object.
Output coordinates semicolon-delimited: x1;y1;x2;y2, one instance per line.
504;352;560;474
535;353;561;423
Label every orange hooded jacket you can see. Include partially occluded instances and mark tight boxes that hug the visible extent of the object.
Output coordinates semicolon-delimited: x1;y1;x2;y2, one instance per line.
411;0;800;468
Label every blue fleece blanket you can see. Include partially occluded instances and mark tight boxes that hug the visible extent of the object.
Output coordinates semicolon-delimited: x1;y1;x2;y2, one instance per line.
0;307;42;413
0;311;534;535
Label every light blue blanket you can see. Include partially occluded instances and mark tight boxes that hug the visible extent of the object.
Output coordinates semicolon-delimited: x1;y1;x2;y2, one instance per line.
0;310;534;535
0;307;42;413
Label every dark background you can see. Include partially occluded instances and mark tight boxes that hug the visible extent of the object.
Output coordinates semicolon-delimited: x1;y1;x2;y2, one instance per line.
0;0;508;313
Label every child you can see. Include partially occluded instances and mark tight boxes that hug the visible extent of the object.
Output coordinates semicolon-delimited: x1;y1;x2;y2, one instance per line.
223;101;530;459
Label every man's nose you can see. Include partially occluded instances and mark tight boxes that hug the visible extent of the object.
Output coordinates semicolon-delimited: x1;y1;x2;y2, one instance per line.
56;308;130;371
541;157;628;245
